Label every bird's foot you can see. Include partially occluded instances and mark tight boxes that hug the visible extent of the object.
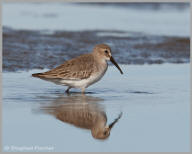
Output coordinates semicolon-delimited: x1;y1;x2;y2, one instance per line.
65;87;71;93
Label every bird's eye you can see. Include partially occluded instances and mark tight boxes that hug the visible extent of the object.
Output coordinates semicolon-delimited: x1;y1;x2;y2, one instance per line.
105;50;108;54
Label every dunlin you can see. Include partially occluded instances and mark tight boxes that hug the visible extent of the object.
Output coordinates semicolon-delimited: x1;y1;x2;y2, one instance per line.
40;95;122;139
32;44;123;93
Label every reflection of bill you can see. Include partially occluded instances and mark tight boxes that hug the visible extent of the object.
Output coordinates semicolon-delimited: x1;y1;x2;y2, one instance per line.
39;94;122;140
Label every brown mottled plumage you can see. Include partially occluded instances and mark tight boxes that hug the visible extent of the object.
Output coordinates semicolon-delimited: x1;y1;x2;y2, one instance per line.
32;44;123;93
39;95;122;140
33;54;94;80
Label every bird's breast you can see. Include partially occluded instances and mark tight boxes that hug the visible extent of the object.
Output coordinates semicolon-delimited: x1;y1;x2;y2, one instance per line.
85;62;108;88
62;62;108;89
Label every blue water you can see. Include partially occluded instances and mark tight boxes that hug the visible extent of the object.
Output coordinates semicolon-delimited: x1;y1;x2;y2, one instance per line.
3;3;190;36
3;64;190;152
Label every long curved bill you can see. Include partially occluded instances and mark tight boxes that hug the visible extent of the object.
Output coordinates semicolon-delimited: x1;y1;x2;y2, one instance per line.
109;112;123;130
110;56;123;74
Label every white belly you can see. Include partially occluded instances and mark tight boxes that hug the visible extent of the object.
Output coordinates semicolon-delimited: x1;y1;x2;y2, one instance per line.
60;64;108;89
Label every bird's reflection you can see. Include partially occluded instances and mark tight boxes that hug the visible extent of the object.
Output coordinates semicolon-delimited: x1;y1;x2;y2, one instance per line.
39;94;122;140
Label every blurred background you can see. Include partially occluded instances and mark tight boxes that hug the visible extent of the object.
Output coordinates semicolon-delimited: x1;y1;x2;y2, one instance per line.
3;2;190;71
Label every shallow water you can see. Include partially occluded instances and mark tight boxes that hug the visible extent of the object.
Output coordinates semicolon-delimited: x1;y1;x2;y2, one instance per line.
3;3;190;36
3;64;190;152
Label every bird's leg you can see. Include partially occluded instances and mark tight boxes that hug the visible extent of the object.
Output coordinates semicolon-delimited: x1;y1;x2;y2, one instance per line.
65;87;71;93
81;87;85;94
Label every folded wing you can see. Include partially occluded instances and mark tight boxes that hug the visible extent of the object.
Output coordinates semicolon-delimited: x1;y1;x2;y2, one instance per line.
32;54;94;80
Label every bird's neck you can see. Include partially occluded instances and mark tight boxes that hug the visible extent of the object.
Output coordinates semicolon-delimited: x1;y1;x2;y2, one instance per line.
92;53;107;67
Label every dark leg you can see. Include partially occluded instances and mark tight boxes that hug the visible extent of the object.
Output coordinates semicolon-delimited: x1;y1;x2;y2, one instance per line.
65;87;71;93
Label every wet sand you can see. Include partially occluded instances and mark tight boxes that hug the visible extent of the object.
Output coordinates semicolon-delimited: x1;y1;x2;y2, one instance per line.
3;27;190;72
3;64;190;152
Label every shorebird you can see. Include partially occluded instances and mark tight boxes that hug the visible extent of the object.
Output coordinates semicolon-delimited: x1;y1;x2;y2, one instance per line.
39;95;122;140
32;44;123;93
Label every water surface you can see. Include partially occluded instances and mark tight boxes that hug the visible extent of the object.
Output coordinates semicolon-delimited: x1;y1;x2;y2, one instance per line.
3;64;190;152
3;3;190;36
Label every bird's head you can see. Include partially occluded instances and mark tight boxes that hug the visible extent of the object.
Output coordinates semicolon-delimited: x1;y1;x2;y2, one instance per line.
93;44;123;74
91;112;123;140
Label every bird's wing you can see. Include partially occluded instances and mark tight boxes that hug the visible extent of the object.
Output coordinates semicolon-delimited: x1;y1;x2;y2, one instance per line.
33;54;94;80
